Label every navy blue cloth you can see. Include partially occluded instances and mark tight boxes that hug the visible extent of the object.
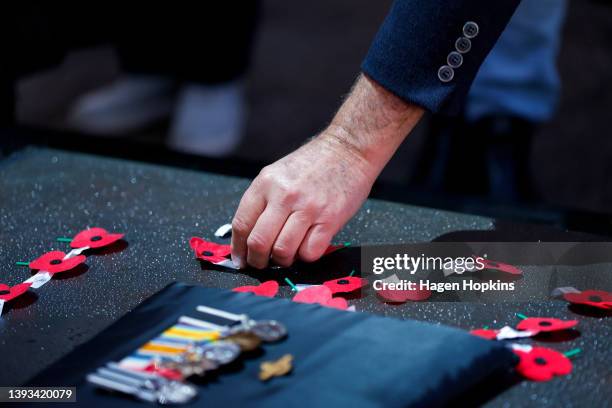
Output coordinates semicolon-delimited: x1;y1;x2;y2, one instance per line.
362;0;521;115
26;283;516;407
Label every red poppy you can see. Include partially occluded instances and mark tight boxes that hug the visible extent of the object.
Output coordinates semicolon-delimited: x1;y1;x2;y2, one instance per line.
517;317;578;334
0;283;32;302
29;251;86;274
513;346;572;381
71;227;124;249
323;276;368;294
469;328;499;340
479;258;522;275
189;237;231;263
563;289;612;310
233;280;279;297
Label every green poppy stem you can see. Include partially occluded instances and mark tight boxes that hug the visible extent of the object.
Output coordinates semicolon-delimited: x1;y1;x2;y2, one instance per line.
349;270;355;277
56;237;72;243
483;325;489;330
284;277;298;292
515;313;528;320
15;261;30;266
563;348;582;358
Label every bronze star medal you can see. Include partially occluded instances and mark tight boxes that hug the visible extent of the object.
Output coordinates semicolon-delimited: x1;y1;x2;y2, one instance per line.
259;354;293;381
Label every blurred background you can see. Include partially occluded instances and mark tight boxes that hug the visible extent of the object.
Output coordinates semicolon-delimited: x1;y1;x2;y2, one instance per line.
2;0;612;231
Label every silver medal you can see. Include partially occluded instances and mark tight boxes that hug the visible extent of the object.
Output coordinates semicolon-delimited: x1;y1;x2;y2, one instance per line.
249;320;287;342
195;341;241;365
87;362;197;405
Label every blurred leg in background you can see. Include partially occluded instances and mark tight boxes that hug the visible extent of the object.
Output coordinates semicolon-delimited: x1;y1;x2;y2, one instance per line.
9;3;260;157
414;0;567;202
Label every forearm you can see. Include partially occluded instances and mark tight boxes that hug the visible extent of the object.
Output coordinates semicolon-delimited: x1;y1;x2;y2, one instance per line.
321;74;425;180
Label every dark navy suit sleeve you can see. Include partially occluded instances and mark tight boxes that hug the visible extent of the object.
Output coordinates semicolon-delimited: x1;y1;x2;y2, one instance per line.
362;0;521;115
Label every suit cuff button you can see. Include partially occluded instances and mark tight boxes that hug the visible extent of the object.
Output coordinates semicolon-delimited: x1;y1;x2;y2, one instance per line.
455;37;472;53
447;51;463;68
438;65;454;83
463;21;479;39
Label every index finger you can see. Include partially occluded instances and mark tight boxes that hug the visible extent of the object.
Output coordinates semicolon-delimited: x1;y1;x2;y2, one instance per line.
231;186;266;268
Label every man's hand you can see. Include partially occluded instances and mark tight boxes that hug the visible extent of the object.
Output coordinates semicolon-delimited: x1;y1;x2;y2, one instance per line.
231;132;375;269
231;74;424;269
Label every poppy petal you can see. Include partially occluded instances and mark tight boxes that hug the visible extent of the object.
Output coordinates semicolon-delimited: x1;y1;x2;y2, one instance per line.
564;289;612;310
71;227;124;249
196;252;230;264
480;258;522;275
189;237;231;260
0;283;32;301
517;317;578;334
189;237;206;253
88;233;123;249
233;280;279;297
29;251;86;273
29;250;65;270
323;276;368;294
469;328;499;340
325;297;349;310
211;242;231;256
292;285;333;305
50;255;87;274
104;233;125;245
376;287;432;303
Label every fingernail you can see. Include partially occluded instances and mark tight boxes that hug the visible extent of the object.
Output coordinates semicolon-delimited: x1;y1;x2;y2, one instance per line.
232;255;244;269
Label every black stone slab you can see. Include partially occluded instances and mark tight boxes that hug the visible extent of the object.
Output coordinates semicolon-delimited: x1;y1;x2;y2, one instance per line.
0;147;610;407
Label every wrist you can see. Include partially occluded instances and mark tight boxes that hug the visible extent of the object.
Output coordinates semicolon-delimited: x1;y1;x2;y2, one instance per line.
313;127;377;182
321;74;424;177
